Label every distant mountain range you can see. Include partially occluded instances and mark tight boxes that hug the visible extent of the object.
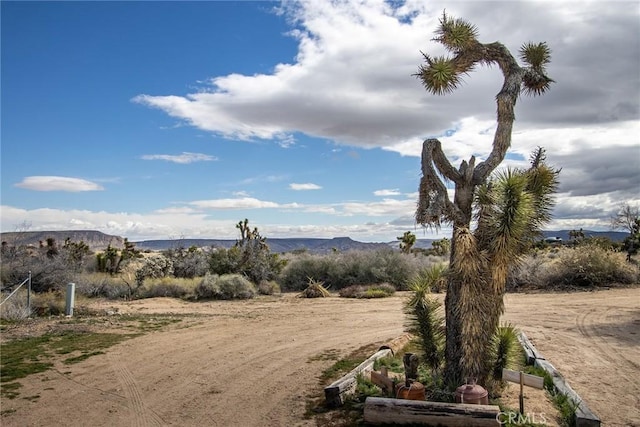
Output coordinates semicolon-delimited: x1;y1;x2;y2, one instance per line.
0;230;125;251
0;229;629;254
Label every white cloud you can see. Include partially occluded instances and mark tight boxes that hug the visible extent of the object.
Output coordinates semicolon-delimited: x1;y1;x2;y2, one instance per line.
133;2;639;149
374;189;401;196
189;197;287;210
141;152;217;164
289;183;322;190
14;176;104;192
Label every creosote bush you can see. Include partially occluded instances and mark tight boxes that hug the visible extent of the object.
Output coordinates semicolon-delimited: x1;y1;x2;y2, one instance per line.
195;273;256;300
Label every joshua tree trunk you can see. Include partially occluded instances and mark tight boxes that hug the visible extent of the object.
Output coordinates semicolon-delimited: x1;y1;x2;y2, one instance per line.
414;13;555;387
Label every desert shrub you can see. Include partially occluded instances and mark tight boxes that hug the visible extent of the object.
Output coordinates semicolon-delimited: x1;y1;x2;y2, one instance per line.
195;273;256;300
362;288;390;299
338;285;365;298
515;244;639;288
195;273;218;299
31;291;65;316
141;281;188;299
163;246;209;278
216;274;256;299
74;273;131;299
209;245;285;285
280;249;446;292
0;250;74;294
134;255;174;286
257;280;280;295
339;283;395;298
299;279;331;298
0;290;31;321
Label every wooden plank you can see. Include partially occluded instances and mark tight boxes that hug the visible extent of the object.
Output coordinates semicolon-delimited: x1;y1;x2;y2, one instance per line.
370;370;394;395
502;369;544;389
324;348;392;407
363;397;500;426
517;331;537;364
534;359;600;427
518;331;545;362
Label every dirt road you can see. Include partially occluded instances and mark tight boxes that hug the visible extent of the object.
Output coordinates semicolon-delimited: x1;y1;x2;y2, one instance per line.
1;287;638;427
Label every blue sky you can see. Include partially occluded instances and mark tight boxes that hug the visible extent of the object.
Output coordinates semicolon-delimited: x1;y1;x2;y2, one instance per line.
2;0;639;242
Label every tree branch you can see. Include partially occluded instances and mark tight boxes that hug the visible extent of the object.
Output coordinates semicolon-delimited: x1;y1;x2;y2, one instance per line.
416;139;463;226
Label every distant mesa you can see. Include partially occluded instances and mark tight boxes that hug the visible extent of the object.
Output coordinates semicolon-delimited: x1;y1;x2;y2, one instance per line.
0;229;629;254
0;230;125;251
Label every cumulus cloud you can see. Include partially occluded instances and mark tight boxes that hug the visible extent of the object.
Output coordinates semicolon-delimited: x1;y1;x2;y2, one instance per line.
14;176;104;192
141;152;217;164
289;183;322;190
133;1;639;148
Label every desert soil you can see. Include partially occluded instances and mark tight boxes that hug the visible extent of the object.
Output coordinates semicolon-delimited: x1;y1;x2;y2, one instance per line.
1;287;638;427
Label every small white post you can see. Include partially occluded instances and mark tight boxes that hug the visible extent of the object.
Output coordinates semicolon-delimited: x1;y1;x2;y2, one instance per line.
27;271;32;316
65;283;76;316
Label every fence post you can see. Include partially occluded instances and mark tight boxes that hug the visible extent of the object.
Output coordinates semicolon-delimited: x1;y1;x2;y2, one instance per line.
65;283;76;316
27;271;32;316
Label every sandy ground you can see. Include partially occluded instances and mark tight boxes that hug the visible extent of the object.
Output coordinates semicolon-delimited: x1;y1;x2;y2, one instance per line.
1;287;638;427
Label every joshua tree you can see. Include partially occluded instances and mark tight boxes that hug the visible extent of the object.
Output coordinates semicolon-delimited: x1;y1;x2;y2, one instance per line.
397;231;417;254
611;204;640;261
414;13;558;386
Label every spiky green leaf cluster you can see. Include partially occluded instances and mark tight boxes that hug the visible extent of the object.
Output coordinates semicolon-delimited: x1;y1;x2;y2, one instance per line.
405;265;446;372
416;55;461;95
519;42;551;69
475;147;560;265
435;12;479;51
489;323;520;382
520;42;554;96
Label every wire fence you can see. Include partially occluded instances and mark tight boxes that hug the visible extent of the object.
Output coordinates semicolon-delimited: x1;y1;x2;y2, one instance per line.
0;271;32;313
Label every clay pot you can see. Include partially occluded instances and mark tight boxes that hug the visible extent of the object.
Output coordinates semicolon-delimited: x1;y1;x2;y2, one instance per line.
395;381;426;400
454;378;488;405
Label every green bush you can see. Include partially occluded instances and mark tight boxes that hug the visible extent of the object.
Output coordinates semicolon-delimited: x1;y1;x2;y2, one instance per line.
257;280;280;295
194;273;219;299
280;249;446;291
141;282;188;299
75;273;131;299
195;273;256;300
339;283;395;298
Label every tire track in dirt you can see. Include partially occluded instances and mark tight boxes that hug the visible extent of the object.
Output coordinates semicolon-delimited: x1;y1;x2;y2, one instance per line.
575;307;640;425
576;308;639;378
150;301;404;426
108;352;165;427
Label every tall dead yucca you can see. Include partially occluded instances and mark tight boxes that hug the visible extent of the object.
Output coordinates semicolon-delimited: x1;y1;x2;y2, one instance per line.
299;278;331;298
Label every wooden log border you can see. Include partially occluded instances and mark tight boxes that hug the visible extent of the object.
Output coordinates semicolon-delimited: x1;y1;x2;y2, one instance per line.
363;397;501;426
518;332;601;427
324;348;392;407
324;334;415;407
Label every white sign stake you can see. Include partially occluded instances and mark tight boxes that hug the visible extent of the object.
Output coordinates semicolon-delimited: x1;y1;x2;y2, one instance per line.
502;369;544;414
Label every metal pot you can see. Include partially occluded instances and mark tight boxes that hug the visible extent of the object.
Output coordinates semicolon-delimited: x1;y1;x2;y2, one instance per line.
454;378;488;405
